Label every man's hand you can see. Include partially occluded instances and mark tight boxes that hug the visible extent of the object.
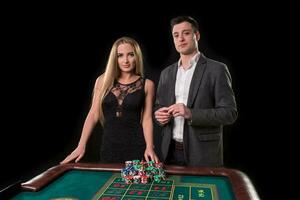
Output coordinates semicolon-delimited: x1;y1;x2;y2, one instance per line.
154;107;172;125
168;103;191;119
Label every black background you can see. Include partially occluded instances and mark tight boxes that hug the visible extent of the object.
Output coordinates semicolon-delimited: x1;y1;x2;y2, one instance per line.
1;3;294;199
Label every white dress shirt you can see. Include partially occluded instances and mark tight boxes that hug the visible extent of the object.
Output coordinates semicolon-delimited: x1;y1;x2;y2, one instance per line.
172;52;200;142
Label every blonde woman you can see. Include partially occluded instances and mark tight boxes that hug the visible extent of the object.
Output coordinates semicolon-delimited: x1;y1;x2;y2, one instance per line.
61;37;159;164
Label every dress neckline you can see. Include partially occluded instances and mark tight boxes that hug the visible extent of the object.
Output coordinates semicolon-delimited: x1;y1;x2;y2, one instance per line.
117;76;142;86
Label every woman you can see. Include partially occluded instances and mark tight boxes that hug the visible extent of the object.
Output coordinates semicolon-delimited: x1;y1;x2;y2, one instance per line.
61;37;159;163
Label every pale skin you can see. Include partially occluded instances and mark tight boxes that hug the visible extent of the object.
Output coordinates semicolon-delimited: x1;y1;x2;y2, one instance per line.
154;21;200;124
61;43;159;164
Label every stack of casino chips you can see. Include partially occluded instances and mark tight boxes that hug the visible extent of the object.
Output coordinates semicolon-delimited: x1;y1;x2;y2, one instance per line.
121;160;166;184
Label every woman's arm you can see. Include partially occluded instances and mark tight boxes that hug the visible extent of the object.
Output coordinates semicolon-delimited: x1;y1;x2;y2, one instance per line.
142;79;159;163
61;76;103;164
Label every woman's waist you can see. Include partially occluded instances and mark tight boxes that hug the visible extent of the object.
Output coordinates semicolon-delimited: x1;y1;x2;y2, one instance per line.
103;121;142;130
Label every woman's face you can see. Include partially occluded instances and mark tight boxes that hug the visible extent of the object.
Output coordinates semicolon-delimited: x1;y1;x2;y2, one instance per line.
117;43;136;73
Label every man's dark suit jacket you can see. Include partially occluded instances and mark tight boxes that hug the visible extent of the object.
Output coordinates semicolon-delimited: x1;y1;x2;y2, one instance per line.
155;53;238;167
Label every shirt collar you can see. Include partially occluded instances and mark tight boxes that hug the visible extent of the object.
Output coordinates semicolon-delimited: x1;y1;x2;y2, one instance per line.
178;51;201;69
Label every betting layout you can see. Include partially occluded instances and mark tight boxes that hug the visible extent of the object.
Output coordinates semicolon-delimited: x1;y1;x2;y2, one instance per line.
93;160;219;200
94;176;218;200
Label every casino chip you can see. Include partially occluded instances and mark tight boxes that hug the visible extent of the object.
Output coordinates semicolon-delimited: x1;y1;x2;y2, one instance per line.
121;160;166;184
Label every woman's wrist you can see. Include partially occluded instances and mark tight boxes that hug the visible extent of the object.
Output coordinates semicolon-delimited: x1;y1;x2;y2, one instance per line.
146;144;155;149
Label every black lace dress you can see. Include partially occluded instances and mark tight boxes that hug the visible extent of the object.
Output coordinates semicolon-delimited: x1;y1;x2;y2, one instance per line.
101;77;146;163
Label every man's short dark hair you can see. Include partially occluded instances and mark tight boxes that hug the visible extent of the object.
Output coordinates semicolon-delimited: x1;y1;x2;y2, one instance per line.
170;16;199;32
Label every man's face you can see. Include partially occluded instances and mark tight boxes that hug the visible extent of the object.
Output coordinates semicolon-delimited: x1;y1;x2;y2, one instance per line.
172;22;200;55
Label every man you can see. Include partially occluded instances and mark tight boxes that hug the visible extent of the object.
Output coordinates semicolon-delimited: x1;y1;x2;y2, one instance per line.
154;16;237;167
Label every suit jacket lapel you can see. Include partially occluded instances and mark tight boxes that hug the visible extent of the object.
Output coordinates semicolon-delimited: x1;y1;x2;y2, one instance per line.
187;54;207;107
168;63;177;105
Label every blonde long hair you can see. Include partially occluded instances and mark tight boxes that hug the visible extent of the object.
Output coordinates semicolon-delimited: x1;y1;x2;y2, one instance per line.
96;37;144;124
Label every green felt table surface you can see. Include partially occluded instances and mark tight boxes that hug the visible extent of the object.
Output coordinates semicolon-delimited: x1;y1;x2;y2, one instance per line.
11;170;235;200
2;163;258;200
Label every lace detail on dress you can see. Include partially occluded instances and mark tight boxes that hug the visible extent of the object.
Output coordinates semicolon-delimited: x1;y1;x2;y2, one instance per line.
111;77;143;117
